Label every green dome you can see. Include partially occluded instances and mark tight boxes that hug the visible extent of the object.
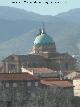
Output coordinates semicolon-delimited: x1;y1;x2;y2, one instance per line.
34;32;54;46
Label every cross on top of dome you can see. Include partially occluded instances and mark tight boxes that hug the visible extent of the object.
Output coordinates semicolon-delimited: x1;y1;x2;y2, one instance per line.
41;23;46;34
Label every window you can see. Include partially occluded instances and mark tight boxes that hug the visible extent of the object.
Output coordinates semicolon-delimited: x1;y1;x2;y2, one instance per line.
7;102;11;107
6;83;9;87
2;92;6;97
31;93;35;97
10;64;16;70
35;82;38;86
9;64;17;73
16;92;20;96
27;82;31;87
13;83;17;87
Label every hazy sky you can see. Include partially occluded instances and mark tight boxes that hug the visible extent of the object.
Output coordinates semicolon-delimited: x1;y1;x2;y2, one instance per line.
0;0;80;15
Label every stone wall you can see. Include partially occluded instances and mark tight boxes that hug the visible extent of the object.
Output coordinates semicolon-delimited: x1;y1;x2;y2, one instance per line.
0;80;74;107
72;96;80;107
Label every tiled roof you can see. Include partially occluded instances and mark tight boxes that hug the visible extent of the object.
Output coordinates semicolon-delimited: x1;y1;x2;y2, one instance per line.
28;68;55;73
2;54;46;62
41;79;73;88
62;71;73;76
0;73;39;81
74;74;80;79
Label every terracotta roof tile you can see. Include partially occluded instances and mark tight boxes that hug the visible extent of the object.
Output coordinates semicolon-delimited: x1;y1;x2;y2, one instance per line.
28;68;54;73
41;79;73;88
74;74;80;79
0;73;39;81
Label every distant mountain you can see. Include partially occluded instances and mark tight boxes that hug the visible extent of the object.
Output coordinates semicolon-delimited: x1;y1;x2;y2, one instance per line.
56;8;80;24
0;19;41;42
0;6;55;21
0;6;80;60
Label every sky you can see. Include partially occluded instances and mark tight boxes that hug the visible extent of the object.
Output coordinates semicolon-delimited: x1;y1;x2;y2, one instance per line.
0;0;80;15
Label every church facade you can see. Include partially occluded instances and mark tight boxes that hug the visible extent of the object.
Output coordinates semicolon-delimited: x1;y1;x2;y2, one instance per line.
1;27;76;73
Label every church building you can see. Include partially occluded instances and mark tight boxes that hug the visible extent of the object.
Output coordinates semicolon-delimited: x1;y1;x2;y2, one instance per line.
1;27;76;73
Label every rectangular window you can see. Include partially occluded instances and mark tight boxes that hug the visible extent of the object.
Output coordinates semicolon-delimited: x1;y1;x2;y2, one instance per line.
35;82;38;86
6;83;9;87
10;64;16;70
13;83;17;87
27;82;31;87
7;101;11;107
31;93;35;97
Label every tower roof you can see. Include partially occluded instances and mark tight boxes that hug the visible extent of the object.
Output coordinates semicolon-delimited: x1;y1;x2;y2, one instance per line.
34;28;54;46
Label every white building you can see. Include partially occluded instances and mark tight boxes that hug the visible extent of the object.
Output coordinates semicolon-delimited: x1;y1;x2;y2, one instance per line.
73;75;80;96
